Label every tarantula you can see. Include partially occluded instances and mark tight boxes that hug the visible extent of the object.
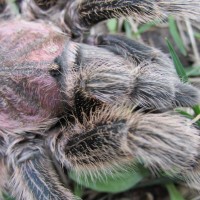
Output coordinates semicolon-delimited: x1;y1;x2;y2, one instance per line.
1;0;200;199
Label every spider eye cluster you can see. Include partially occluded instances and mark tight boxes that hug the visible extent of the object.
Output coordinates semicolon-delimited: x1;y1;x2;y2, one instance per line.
49;59;62;79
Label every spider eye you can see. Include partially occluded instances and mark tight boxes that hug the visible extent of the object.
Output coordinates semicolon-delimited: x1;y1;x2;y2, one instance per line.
49;62;62;78
34;0;57;10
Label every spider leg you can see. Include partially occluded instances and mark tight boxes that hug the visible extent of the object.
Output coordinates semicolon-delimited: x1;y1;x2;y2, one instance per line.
70;0;200;35
0;158;10;199
92;34;200;108
0;135;7;197
59;41;200;110
90;34;168;64
7;139;77;200
0;135;5;158
17;0;200;36
49;106;200;190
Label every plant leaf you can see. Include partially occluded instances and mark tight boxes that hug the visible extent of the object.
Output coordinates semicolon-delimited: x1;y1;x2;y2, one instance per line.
135;19;160;36
165;184;185;200
169;16;187;56
69;167;148;193
193;105;200;115
124;21;133;38
166;38;188;82
186;66;200;77
2;193;15;200
107;19;118;33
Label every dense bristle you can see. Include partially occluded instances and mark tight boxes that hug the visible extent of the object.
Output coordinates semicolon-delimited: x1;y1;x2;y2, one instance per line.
77;0;200;29
51;104;200;189
17;0;200;33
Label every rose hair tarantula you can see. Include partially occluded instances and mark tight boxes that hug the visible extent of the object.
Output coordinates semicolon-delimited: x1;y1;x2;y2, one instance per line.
1;0;200;199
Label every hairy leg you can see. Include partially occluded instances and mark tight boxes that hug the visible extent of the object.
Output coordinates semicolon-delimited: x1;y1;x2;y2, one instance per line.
49;106;200;189
90;34;200;107
0;159;9;199
17;0;200;36
7;138;76;200
0;135;8;198
57;41;200;111
73;0;200;31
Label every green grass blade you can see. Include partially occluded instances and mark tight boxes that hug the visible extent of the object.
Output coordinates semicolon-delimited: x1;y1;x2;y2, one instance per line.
73;184;84;198
169;16;187;56
124;21;133;38
2;193;15;200
176;109;200;126
7;0;19;14
166;38;188;82
194;32;200;40
137;20;160;35
193;105;200;115
186;66;200;76
165;184;185;200
107;19;118;33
